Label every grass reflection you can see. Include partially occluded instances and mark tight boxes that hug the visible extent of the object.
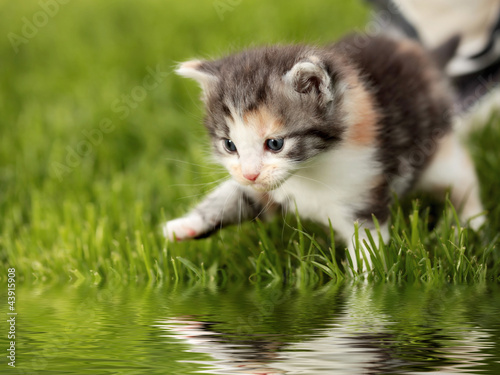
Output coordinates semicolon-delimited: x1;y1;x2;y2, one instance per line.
4;281;498;374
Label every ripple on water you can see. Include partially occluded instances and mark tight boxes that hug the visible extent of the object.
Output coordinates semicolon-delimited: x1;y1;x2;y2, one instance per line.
10;282;500;374
156;283;500;374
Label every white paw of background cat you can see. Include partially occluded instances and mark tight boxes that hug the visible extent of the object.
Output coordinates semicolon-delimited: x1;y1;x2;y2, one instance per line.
163;214;205;241
468;214;486;232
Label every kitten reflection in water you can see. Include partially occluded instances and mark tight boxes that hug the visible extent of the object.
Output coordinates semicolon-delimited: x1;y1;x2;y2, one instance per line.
156;290;491;375
158;317;286;374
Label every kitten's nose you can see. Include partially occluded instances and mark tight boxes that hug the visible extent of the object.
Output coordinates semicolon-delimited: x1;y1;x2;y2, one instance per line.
243;172;260;182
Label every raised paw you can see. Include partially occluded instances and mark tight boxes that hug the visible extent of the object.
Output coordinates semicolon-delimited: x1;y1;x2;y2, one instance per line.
163;214;205;241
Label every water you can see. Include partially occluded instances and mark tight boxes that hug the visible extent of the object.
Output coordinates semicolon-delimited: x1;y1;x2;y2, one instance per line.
2;281;500;374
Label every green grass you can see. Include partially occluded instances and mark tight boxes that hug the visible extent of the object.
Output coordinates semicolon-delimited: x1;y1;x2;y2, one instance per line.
1;0;499;285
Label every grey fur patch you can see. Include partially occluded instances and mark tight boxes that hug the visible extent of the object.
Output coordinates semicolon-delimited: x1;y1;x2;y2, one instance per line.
184;45;349;158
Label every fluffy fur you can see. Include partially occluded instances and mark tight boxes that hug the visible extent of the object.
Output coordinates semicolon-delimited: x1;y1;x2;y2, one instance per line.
164;34;485;271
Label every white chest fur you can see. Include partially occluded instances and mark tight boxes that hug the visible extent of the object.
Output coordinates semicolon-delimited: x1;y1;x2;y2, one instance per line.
270;144;382;239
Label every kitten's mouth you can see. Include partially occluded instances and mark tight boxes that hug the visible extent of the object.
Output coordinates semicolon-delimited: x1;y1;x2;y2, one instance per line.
251;183;272;192
236;179;274;192
247;180;284;192
234;174;289;192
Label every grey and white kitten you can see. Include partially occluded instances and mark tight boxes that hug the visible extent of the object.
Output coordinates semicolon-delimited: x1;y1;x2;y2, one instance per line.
164;34;485;270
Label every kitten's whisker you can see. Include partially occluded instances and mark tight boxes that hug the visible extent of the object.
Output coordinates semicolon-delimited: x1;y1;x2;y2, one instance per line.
237;188;243;232
286;172;340;195
255;195;274;220
174;177;230;200
278;184;316;245
219;183;238;237
163;158;224;172
176;175;229;188
276;185;300;240
171;177;228;189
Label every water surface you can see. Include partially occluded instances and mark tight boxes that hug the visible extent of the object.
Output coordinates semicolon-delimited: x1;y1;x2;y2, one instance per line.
2;281;500;374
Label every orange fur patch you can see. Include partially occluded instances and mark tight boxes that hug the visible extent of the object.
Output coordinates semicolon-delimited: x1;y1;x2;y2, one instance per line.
343;76;379;146
396;38;422;55
243;106;284;138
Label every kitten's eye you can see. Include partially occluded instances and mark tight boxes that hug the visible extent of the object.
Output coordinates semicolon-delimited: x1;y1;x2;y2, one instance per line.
223;139;237;153
265;138;284;152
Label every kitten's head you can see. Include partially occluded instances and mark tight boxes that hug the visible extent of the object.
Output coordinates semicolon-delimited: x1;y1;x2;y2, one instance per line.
177;46;349;191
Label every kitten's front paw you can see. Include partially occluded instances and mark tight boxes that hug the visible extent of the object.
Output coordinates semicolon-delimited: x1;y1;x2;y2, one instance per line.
163;214;205;241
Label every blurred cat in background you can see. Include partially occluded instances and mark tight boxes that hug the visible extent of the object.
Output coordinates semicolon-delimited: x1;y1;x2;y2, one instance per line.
367;0;500;124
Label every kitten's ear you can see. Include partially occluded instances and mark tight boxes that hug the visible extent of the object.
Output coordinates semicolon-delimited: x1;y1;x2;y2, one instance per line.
285;59;333;102
176;60;218;97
